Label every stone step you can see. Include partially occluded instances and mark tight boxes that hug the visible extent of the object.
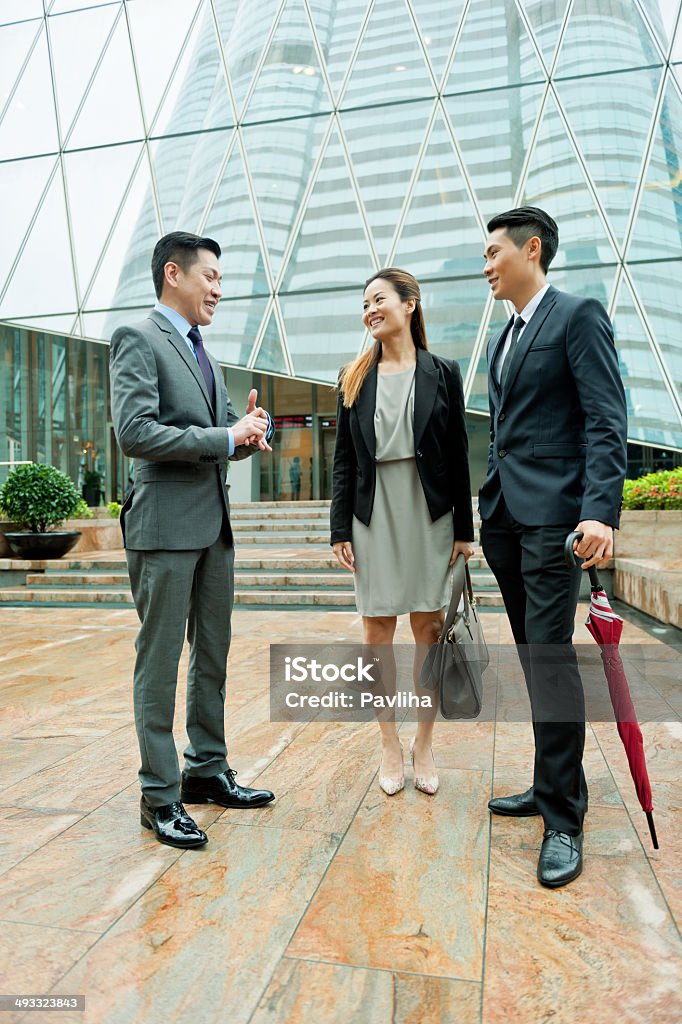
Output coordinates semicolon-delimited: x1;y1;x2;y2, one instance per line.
230;500;332;509
26;573;129;586
235;573;353;589
231;508;331;520
0;588;135;605
231;520;328;532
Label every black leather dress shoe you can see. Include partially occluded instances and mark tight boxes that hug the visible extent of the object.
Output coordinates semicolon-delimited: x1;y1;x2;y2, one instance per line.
488;786;540;817
140;797;208;849
537;829;583;888
181;768;275;808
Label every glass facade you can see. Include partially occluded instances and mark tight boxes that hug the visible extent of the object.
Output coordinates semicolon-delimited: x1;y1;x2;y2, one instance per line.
1;0;681;496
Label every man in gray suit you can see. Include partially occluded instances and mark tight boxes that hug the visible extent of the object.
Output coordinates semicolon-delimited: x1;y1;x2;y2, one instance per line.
110;231;276;849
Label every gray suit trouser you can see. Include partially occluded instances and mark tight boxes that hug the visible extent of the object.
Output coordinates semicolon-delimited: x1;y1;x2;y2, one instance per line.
126;534;234;806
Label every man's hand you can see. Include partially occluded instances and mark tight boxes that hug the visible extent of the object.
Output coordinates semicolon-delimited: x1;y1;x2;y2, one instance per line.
232;388;272;450
574;520;613;569
449;540;476;566
332;541;355;573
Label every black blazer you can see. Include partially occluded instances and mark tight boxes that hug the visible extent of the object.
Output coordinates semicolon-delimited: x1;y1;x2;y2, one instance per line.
478;286;627;528
330;347;474;545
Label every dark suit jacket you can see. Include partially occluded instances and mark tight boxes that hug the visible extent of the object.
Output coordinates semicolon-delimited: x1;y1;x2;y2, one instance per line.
330;347;474;544
478;286;627;528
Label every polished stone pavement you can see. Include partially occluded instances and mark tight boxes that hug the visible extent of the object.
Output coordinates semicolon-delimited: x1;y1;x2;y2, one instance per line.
0;604;680;1024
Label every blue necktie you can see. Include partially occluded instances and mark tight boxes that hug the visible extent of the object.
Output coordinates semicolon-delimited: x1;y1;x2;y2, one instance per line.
187;326;215;409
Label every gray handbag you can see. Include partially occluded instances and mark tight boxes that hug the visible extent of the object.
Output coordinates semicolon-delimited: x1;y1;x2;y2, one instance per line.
420;554;488;719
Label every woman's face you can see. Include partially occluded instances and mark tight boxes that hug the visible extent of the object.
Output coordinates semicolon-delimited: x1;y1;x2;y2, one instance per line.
362;278;414;341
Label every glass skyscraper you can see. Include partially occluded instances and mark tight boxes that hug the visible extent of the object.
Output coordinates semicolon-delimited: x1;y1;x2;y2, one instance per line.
1;0;681;500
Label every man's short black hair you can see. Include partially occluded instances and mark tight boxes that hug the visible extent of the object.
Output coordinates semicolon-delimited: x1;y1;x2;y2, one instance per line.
486;206;558;273
151;231;221;299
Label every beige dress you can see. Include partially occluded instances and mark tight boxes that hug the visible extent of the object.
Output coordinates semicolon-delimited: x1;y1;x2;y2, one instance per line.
352;368;454;616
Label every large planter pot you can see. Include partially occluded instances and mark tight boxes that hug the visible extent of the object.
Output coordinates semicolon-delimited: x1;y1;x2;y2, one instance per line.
4;531;82;560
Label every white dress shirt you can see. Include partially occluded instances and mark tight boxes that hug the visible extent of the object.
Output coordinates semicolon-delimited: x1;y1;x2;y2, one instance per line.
495;282;551;385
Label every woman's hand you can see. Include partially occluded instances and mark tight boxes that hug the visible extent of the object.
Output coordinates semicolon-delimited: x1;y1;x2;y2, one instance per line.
332;541;355;572
449;539;475;566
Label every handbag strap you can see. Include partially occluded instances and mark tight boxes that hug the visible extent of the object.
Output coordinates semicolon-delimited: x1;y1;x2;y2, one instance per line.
443;554;473;631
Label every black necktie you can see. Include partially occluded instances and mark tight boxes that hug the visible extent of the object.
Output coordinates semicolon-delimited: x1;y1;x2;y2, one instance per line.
500;315;525;389
187;326;215;408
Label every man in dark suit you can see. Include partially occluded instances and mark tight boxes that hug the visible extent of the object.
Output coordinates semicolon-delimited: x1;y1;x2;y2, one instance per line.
479;207;627;887
110;231;276;849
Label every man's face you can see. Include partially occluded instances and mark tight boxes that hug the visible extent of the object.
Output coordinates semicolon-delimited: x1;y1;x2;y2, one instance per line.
165;248;222;327
483;227;536;302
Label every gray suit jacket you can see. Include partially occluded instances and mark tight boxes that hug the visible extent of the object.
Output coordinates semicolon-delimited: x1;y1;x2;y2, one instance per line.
110;309;254;550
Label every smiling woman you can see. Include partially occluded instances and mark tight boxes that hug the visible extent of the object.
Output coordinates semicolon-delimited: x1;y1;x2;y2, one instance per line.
330;266;474;799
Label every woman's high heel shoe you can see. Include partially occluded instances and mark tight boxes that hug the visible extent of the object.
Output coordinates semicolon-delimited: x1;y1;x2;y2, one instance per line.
409;737;439;795
379;741;404;795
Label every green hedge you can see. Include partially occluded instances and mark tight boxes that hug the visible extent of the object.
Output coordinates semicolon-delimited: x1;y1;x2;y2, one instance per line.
622;467;682;510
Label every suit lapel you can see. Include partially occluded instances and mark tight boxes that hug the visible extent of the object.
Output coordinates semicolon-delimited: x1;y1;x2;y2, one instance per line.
502;287;558;399
355;363;377;459
208;353;223;426
413;348;438;449
487;315;513;403
148;311;215;419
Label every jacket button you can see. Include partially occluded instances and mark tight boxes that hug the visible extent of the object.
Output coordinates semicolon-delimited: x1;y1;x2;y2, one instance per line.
498;449;507;457
499;413;506;421
416;449;423;458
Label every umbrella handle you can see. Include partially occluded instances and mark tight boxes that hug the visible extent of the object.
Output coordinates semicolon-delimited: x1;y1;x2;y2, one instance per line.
646;811;659;850
564;531;601;589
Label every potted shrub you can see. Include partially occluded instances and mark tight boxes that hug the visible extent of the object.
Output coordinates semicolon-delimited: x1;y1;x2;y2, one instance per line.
82;468;104;507
0;463;87;559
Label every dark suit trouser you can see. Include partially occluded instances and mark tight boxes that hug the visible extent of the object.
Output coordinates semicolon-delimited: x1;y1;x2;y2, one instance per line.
480;496;587;835
126;534;234;806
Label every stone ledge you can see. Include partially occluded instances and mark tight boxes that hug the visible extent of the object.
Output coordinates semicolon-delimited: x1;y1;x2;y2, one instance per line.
614;557;682;629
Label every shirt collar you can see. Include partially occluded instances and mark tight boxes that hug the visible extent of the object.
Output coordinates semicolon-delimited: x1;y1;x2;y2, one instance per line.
516;282;550;325
154;302;193;340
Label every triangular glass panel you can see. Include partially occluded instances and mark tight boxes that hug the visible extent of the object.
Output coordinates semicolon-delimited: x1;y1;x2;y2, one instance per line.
556;67;662;247
612;274;682;449
280;287;365;382
254;309;288;373
545;264;617;307
242;116;327;280
3;314;79;335
638;0;679;61
64;143;142;298
0;155;55;296
522;92;618;268
444;81;545;214
150;129;234;235
0;163;78;319
84;151;161;312
2;1;43;21
280;121;376;292
48;3;119;141
629;260;682;411
125;0;202;129
554;0;662;79
47;1;119;12
444;0;545;96
392;109;482;281
152;2;234;137
203;139;270;298
517;0;571;70
65;13;144;148
627;78;682;263
407;0;466;87
82;307;149;341
204;297;269;367
215;0;280;119
0;24;59;160
674;13;682;61
340;98;433;264
307;0;369;104
242;0;332;124
421;276;491;379
340;0;435;110
466;299;513;411
0;18;43;123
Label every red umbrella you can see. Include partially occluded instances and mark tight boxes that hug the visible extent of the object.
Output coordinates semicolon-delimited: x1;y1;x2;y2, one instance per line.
565;532;658;849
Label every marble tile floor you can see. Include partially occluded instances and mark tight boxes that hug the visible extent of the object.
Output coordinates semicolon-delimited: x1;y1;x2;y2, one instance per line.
0;605;680;1024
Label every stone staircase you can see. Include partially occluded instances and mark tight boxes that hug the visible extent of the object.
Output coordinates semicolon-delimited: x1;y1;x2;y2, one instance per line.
0;500;503;610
